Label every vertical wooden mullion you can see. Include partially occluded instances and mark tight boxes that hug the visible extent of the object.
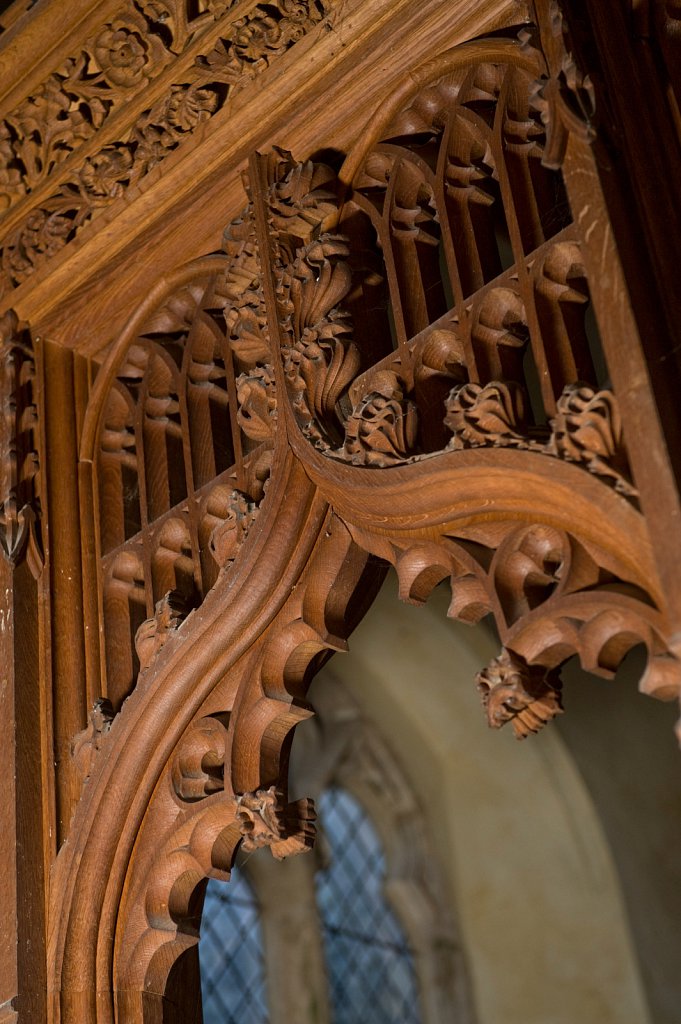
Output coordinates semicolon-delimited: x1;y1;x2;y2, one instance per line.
133;379;154;618
179;314;198;502
178;305;205;600
435;112;465;310
389;162;431;338
492;75;556;416
42;341;89;842
0;333;49;1021
380;157;410;352
223;324;246;493
76;353;103;708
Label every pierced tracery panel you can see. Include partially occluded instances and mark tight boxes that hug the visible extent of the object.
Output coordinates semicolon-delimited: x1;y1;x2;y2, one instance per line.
91;222;277;709
339;58;607;459
249;40;674;740
261;53;621;484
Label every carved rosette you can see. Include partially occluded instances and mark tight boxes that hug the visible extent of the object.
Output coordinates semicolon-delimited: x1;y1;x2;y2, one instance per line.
476;648;563;738
0;0;338;298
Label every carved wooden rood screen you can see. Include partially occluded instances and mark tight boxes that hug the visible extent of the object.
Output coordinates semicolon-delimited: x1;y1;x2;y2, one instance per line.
2;0;681;1020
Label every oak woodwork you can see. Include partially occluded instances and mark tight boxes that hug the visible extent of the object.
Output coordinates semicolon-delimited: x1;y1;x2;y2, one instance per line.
0;0;680;1021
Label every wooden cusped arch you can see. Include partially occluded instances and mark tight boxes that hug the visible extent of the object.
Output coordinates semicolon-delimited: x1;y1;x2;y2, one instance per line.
46;14;681;1024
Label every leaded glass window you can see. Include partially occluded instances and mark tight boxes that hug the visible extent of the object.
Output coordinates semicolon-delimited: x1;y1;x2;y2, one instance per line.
200;871;269;1024
315;787;422;1024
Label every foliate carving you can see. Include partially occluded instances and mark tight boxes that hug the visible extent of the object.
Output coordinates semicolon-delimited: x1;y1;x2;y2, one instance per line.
279;234;360;447
0;5;170;209
137;0;228;55
444;379;637;498
0;310;42;574
476;648;563;738
236;786;316;859
236;364;277;442
71;698;115;783
546;383;636;496
260;152;358;447
135;589;189;672
445;381;528;449
342;371;418;467
527;0;597;169
209;489;261;570
0;0;333;209
0;1;337;296
265;153;338;255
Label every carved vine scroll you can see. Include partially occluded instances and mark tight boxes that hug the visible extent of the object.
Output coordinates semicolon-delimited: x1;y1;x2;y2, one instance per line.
0;0;337;300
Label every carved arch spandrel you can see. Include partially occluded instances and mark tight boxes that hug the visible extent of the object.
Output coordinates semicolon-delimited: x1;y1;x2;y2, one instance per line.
247;29;681;739
111;511;379;1019
47;12;681;1024
49;453;377;1024
50;222;381;1021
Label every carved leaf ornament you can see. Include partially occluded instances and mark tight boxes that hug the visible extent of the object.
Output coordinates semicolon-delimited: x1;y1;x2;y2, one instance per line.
46;18;681;1023
0;0;337;299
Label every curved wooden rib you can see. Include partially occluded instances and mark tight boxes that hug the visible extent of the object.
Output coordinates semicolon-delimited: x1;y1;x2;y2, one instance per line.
337;37;543;193
288;431;657;599
47;19;681;1023
288;431;673;697
49;451;346;1023
79;256;230;467
111;509;378;1015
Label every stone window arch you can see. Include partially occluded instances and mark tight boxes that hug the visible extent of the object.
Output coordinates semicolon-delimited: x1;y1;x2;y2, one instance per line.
199;673;472;1023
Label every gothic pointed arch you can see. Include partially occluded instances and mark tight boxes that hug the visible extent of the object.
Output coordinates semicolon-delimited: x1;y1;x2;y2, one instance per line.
41;7;681;1022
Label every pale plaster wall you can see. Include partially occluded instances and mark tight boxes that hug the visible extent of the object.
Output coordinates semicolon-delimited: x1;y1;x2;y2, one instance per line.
320;572;652;1024
556;653;681;1024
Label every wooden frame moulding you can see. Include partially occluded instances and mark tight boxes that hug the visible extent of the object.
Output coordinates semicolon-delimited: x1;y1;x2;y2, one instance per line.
0;0;680;1021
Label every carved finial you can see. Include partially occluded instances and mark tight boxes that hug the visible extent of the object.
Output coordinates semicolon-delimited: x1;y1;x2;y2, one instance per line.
343;371;418;466
72;698;115;782
236;786;316;860
476;648;563;738
236;364;277;443
445;380;529;449
266;151;338;257
279;233;360;447
547;383;637;496
209;489;260;571
135;589;189;672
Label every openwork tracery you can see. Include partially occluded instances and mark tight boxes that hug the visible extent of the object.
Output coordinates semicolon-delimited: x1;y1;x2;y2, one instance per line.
42;12;681;1024
252;47;676;726
89;216;276;706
